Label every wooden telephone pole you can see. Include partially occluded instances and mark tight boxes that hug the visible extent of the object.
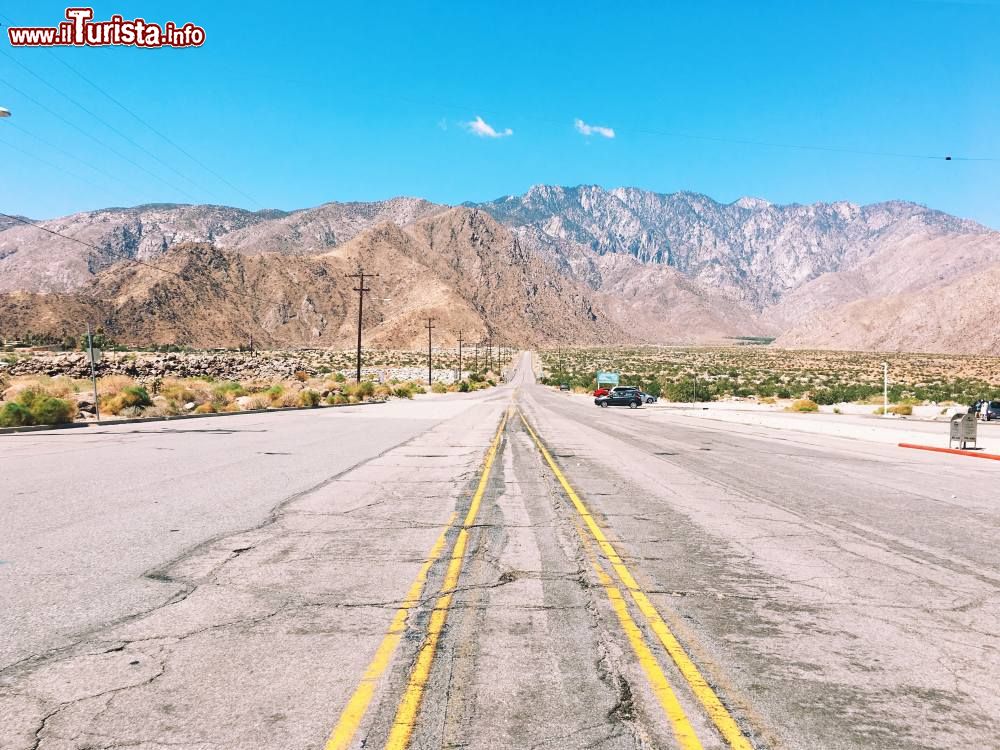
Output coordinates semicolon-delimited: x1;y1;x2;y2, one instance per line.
346;268;378;383
425;317;435;385
457;330;463;381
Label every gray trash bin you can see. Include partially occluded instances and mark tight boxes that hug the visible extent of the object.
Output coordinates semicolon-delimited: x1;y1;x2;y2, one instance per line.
950;413;978;450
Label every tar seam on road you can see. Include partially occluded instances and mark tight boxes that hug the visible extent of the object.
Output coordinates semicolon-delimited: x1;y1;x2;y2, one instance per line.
576;521;704;749
518;409;756;750
323;408;509;750
384;407;509;750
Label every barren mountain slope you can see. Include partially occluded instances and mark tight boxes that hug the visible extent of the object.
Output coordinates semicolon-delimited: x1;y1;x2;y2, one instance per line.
590;254;774;344
0;204;276;294
0;208;626;348
775;264;1000;354
478;185;991;309
216;197;447;256
766;232;1000;328
0;198;446;293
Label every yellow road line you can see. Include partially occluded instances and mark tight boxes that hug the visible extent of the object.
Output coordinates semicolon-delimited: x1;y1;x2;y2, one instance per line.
385;409;509;750
519;410;755;750
324;410;507;750
576;524;704;750
323;512;456;750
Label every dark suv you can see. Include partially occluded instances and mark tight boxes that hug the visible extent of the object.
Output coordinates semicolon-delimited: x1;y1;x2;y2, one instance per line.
595;386;642;409
986;401;1000;421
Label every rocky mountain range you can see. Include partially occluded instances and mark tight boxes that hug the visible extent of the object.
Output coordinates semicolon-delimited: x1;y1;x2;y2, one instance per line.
1;186;997;353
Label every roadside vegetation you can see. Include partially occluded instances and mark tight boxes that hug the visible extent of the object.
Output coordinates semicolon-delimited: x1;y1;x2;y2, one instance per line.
0;363;498;427
540;347;1000;408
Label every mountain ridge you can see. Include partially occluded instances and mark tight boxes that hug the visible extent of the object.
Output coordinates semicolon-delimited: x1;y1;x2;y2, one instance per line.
1;186;996;353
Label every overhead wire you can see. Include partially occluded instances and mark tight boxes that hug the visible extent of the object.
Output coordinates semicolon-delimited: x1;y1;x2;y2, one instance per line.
0;46;217;198
0;10;263;208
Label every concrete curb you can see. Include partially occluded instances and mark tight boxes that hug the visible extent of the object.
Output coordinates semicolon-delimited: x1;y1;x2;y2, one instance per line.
0;400;387;435
898;443;1000;462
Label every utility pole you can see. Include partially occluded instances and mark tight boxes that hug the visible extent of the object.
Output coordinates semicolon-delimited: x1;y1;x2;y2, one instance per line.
86;323;100;422
457;330;463;381
487;336;493;372
248;333;253;356
473;340;479;372
347;268;378;383
425;317;435;385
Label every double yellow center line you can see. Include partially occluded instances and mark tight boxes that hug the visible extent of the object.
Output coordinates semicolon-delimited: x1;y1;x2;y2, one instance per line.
519;409;755;750
324;409;509;750
325;406;753;750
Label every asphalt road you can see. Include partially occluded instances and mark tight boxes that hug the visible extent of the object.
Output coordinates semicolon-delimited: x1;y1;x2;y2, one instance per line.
2;354;997;749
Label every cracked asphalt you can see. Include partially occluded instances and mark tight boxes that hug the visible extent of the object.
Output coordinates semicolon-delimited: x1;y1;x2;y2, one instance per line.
2;353;998;749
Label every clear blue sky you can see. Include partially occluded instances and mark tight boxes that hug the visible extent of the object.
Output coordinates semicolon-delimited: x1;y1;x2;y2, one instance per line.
2;1;998;226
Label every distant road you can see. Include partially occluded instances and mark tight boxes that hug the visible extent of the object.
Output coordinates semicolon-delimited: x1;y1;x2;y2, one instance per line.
2;355;997;749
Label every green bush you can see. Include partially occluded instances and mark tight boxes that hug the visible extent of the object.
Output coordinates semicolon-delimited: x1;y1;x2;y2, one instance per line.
0;402;33;427
789;399;819;412
431;382;447;394
458;380;470;392
213;381;246;399
29;396;74;425
393;385;413;399
120;386;152;408
299;389;321;407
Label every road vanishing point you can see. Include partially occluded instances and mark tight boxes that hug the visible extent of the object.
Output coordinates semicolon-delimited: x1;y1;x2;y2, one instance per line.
2;353;998;749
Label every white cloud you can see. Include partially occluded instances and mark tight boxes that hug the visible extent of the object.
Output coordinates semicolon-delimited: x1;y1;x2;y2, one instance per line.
574;118;615;139
464;115;513;138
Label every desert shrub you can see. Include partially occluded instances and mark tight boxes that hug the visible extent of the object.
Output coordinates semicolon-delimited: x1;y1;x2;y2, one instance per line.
103;386;152;415
373;384;393;399
789;399;818;412
326;393;348;405
213;381;246;399
889;404;913;416
333;372;346;382
0;402;34;427
293;370;309;382
468;372;484;383
118;406;146;418
98;375;138;397
299;389;321;407
393;385;413;399
760;396;777;405
243;395;270;410
431;382;447;394
27;395;75;425
458;380;470;392
194;403;216;414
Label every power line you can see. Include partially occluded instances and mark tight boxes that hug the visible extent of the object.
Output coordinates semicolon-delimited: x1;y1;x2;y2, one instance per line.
0;131;112;190
0;47;215;196
44;51;266;208
403;95;998;162
3;119;139;192
2;78;201;201
0;11;264;208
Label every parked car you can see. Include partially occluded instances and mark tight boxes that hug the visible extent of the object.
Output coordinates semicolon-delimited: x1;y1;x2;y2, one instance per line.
559;383;570;391
639;392;658;404
985;401;1000;421
594;387;610;397
595;386;642;409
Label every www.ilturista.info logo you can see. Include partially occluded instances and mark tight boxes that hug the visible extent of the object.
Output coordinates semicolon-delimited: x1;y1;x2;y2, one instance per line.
7;7;205;48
